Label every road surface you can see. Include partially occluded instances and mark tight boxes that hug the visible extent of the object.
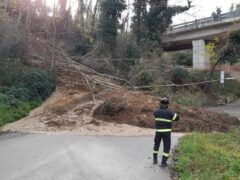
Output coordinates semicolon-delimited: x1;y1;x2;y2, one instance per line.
209;99;240;120
0;132;182;180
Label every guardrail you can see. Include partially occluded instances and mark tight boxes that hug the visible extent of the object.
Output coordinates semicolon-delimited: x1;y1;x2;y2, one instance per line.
168;10;240;33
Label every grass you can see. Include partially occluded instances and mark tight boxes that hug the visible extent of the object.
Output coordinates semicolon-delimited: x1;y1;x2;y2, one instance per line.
154;68;240;106
171;91;206;107
0;100;41;127
174;128;240;180
220;80;240;102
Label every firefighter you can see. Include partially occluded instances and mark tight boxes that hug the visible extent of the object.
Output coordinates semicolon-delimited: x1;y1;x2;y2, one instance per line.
153;97;179;167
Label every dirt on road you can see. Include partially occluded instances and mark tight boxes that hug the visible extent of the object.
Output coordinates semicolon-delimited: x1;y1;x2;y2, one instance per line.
2;69;240;135
94;89;240;133
1;69;154;136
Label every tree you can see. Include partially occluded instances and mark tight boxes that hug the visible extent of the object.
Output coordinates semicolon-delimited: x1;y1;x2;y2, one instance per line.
230;3;234;12
0;0;33;63
205;38;220;65
90;0;99;40
98;0;126;57
131;0;147;47
131;0;192;56
210;30;240;77
220;30;240;65
212;7;222;21
145;0;192;56
76;0;85;30
58;0;67;14
236;4;240;11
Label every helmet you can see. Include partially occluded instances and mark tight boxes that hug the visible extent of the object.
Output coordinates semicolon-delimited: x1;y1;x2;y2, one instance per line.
160;97;170;106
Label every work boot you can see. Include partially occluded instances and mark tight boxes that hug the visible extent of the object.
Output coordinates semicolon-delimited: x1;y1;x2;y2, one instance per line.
160;162;168;168
153;154;158;164
160;157;168;167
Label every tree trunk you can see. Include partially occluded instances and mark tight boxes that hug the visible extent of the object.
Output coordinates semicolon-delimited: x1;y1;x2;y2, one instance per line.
58;0;67;14
91;0;99;39
3;0;9;19
78;0;85;29
50;3;57;77
210;59;221;79
21;0;31;66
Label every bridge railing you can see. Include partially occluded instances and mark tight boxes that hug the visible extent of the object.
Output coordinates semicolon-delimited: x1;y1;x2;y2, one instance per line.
168;10;240;33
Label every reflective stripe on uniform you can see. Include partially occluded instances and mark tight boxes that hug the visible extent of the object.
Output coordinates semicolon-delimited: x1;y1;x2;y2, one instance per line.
155;118;171;123
163;152;169;157
172;113;177;121
153;151;158;154
156;129;172;132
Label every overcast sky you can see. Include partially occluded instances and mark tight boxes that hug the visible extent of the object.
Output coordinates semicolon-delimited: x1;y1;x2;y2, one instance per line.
170;0;240;24
46;0;240;25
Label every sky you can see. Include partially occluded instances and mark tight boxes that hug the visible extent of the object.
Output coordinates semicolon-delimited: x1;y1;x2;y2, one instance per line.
170;0;240;24
45;0;240;25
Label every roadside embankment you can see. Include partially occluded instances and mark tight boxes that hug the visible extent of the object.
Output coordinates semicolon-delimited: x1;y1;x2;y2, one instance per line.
173;128;240;179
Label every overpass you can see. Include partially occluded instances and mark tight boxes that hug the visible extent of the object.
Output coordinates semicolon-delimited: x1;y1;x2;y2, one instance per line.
163;10;240;69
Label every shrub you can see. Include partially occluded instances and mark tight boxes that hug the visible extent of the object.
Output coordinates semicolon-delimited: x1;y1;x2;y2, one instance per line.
6;87;30;100
136;71;154;88
173;51;193;67
153;86;170;97
171;67;192;84
0;64;56;127
220;79;240;100
14;69;56;101
0;59;24;86
172;91;205;106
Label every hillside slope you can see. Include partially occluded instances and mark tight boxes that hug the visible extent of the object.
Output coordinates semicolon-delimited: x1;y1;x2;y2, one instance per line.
2;68;239;135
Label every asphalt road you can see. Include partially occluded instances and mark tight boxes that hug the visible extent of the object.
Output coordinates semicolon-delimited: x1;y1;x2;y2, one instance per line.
0;132;182;180
209;99;240;120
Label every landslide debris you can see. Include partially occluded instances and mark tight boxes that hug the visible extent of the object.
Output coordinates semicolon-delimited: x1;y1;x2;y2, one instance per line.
2;67;239;134
94;90;240;133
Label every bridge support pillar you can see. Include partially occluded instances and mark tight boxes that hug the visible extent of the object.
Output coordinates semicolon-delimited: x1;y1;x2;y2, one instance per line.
192;39;210;69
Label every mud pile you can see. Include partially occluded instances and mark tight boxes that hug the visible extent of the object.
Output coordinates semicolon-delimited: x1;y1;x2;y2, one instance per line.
94;90;240;133
2;67;239;134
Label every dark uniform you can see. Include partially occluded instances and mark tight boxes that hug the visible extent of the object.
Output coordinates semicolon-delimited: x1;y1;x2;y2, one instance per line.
153;100;179;166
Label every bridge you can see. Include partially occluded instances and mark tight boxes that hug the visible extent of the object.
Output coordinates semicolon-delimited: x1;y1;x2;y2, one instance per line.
163;10;240;69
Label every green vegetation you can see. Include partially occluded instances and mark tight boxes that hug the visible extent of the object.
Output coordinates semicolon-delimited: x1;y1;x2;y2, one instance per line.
174;128;240;180
1;0;195;81
211;7;222;21
0;101;40;127
220;79;240;103
99;0;126;56
131;0;192;56
173;51;193;67
131;0;148;48
171;91;205;107
210;30;240;77
151;68;240;106
0;61;56;127
205;38;219;65
230;3;240;12
219;30;240;65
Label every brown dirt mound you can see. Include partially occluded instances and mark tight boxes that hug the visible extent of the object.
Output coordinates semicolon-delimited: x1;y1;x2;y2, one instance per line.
3;65;239;135
94;90;240;133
